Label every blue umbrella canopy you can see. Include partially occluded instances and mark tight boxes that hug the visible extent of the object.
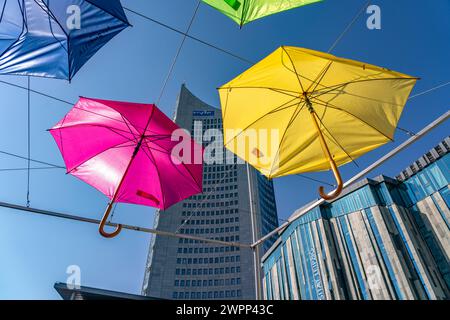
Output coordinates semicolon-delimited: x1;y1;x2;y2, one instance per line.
0;0;130;80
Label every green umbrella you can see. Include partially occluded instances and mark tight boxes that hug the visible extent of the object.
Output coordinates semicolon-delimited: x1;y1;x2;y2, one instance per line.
202;0;322;27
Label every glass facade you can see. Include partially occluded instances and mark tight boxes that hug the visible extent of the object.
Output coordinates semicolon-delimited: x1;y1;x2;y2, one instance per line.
263;150;450;300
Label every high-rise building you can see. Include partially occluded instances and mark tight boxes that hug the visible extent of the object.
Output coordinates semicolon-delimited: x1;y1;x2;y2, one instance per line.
262;137;450;300
142;85;279;300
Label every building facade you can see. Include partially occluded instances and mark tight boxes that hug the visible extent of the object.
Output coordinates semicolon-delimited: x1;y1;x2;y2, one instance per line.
142;85;279;300
262;138;450;300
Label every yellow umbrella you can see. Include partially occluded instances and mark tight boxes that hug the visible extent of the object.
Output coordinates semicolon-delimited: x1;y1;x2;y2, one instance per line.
219;46;418;200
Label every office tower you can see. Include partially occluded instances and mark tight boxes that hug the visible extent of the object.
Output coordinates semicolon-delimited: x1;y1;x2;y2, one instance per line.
142;85;279;300
262;137;450;300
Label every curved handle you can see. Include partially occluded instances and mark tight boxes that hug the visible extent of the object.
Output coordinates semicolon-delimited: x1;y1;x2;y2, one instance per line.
99;203;122;238
319;159;343;201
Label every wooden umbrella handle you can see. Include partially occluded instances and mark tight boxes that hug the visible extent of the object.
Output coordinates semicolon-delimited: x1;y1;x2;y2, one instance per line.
309;108;344;201
98;139;143;238
318;160;343;201
99;202;123;238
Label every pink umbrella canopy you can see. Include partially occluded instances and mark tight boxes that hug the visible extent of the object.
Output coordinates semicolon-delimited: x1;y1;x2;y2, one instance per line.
49;97;203;237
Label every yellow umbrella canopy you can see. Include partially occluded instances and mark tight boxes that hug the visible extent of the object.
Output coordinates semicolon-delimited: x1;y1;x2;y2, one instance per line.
219;46;418;200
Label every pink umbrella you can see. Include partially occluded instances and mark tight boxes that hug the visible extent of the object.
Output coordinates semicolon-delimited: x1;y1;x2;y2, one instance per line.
49;97;203;238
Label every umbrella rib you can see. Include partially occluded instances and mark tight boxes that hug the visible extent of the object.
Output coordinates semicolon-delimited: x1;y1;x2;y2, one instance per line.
223;96;301;147
69;105;146;132
120;114;141;143
50;123;138;142
306;61;333;94
0;0;7;22
82;99;152;134
314;86;410;108
0;0;27;66
312;97;394;142
311;77;419;98
281;46;306;93
312;107;360;167
66;139;137;175
85;0;130;26
268;101;307;176
34;0;69;39
219;86;300;96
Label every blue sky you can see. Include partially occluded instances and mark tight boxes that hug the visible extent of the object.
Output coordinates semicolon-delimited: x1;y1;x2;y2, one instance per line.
0;0;448;299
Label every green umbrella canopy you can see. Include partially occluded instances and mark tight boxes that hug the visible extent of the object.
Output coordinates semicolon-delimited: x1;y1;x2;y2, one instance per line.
202;0;323;27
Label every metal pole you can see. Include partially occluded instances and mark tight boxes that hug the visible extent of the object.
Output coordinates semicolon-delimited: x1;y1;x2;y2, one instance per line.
0;201;251;248
252;110;450;248
247;163;263;300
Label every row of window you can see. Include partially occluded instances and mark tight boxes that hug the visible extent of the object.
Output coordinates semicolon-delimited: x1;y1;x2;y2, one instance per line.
177;238;242;248
181;208;239;217
183;200;239;208
182;217;240;225
203;165;238;173
204;177;238;185
173;290;241;299
176;267;241;276
179;228;240;239
180;226;239;234
204;171;238;180
175;263;242;274
189;192;239;201
203;185;239;193
175;245;240;254
175;278;241;287
175;252;241;263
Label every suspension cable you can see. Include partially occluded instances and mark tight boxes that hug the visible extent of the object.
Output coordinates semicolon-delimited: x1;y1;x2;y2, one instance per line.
156;0;201;105
328;0;370;53
123;6;254;65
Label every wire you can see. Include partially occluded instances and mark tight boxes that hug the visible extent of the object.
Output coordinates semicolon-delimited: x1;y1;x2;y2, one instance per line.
0;79;73;105
408;81;450;100
296;174;335;187
397;127;416;137
328;0;371;53
0;167;61;172
156;0;201;105
123;6;254;65
395;81;450;137
0;150;65;168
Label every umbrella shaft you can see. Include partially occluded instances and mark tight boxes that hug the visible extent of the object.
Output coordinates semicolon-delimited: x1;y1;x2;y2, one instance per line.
309;110;334;165
308;106;344;200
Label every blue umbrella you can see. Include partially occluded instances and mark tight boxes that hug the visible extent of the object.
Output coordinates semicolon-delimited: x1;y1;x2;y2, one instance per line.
0;0;130;81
